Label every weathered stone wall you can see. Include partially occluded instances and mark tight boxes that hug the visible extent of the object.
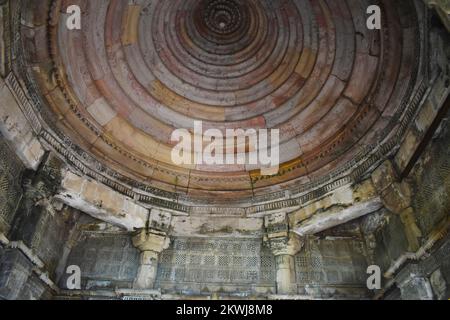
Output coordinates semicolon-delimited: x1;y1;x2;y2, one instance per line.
394;236;450;300
155;237;276;296
410;112;450;235
0;153;79;299
62;231;139;290
365;109;450;299
400;107;450;299
0;1;8;77
0;133;59;300
8;156;79;279
0;248;51;300
27;208;79;279
153;236;369;298
52;232;372;299
429;237;450;299
294;237;369;298
0;134;24;234
368;210;410;273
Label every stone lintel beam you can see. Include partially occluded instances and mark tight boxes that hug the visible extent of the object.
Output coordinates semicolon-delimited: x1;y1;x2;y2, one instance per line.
55;170;148;231
170;215;264;238
55;170;263;239
289;180;379;235
293;198;383;237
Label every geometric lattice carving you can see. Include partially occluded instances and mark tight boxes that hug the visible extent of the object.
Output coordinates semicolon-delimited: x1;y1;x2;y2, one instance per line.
295;238;367;286
412;121;450;235
0;137;24;229
156;237;276;288
66;232;139;287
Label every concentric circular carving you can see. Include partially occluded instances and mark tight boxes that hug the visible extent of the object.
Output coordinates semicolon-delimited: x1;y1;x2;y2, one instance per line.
24;0;422;203
197;0;249;36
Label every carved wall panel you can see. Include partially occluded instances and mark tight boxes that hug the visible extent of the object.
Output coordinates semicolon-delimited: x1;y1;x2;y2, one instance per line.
0;134;24;232
295;238;368;288
412;110;450;235
155;237;276;294
64;232;139;289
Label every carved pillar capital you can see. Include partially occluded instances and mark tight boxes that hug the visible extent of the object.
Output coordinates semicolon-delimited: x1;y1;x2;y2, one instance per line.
264;233;304;257
263;212;303;295
131;209;172;290
132;229;171;254
132;209;172;253
263;212;304;256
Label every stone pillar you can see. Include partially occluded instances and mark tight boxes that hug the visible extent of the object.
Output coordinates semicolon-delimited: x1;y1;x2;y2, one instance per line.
371;160;422;252
274;254;296;295
132;210;172;290
396;265;434;300
263;212;303;295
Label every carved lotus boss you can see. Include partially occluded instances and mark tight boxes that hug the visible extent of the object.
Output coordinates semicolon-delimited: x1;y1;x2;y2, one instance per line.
30;0;421;204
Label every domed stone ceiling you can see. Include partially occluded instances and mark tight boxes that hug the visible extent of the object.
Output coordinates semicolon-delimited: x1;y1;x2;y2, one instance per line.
25;0;421;205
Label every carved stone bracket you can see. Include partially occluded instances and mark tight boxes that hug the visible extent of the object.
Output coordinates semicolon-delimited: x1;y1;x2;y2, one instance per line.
132;229;171;254
371;160;423;251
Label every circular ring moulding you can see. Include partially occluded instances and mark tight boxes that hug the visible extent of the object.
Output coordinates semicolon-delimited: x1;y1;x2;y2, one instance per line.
25;0;422;204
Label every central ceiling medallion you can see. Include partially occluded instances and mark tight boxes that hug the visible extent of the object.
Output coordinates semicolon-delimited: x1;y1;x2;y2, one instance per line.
195;0;250;39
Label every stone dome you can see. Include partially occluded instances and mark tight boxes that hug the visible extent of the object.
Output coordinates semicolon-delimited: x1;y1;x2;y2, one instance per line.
25;0;422;207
